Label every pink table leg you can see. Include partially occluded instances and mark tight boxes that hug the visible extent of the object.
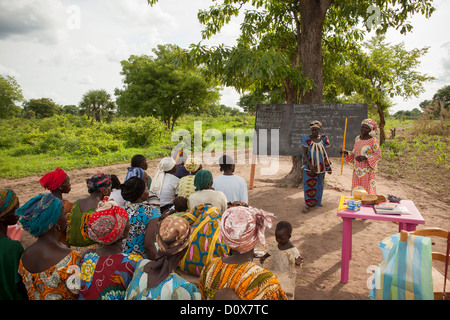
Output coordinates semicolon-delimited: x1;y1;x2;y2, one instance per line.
398;223;418;232
340;217;353;283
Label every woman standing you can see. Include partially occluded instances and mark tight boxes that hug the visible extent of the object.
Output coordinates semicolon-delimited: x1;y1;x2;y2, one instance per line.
301;121;332;213
342;119;382;195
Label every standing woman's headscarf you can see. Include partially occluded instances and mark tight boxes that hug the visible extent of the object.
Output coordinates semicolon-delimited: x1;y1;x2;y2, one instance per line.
39;168;68;191
149;157;176;196
0;189;19;218
361;119;380;137
144;215;191;288
193;170;213;191
220;206;274;253
15;193;63;237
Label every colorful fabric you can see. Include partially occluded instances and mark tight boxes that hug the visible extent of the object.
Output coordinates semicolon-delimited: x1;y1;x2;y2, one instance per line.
309;120;322;129
0;236;26;300
15;193;62;237
194;170;213;191
122;203;161;258
86;173;111;194
0;189;19;218
150;157;176;196
178;175;196;199
66;200;96;247
345;136;382;195
369;232;433;300
39;168;67;191
124;167;145;181
87;199;128;245
184;158;201;172
301;135;332;208
145;216;191;288
179;204;230;276
18;251;81;300
220;206;274;254
78;250;141;300
199;257;287;300
126;260;201;300
362;118;378;131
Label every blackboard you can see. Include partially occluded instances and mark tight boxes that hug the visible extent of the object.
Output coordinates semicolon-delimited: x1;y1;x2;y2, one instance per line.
253;104;368;157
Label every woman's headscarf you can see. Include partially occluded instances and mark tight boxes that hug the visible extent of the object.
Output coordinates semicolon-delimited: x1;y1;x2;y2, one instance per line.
124;167;145;182
149;157;176;196
184;157;201;173
220;206;274;253
144;215;191;288
194;170;213;191
87;198;128;245
86;173;111;194
0;189;19;218
361;119;380;136
120;176;146;203
310;120;322;129
39;168;68;191
15;193;63;237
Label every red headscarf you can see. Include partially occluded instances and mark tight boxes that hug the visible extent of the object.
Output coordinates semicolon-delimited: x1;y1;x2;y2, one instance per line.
87;198;128;245
39;168;67;191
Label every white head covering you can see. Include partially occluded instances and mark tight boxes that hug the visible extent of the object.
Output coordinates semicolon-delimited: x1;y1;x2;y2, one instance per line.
150;157;176;196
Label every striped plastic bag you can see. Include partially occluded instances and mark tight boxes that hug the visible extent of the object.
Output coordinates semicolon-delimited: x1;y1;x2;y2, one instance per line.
369;232;433;300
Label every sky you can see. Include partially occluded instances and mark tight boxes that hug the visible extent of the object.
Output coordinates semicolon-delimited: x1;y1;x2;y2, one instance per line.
0;0;449;114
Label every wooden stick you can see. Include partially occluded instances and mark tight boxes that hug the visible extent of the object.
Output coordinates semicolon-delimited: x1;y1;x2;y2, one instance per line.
340;118;348;175
249;154;256;189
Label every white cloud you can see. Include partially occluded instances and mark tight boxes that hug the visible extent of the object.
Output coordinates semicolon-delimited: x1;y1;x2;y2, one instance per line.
78;75;94;85
0;0;68;44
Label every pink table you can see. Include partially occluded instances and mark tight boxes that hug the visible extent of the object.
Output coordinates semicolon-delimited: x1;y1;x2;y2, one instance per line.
337;200;425;283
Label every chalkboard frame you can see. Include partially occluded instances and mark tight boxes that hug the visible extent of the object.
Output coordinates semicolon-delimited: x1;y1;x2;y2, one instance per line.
253;104;368;157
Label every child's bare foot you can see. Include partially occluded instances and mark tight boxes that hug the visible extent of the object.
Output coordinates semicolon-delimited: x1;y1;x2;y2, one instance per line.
303;207;310;214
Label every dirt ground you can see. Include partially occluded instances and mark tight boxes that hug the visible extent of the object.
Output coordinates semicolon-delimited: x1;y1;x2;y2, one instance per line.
1;152;449;300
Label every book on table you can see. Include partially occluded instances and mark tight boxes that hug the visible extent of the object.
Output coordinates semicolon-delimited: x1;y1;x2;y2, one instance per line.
374;203;410;215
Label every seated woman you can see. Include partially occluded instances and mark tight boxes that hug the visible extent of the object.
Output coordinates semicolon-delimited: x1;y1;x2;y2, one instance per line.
177;158;202;200
125;154;151;188
212;155;248;205
16;193;80;300
66;173;111;247
125;215;201;300
179;203;230;276
39;168;72;212
188;170;227;214
0;189;27;300
199;206;287;300
78;198;142;300
120;176;160;260
150;157;179;213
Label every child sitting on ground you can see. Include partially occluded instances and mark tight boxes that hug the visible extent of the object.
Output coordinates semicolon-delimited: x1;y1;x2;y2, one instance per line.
260;221;303;300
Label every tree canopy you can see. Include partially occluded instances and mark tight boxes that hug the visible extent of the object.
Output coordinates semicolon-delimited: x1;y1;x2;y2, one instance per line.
115;44;221;130
79;89;115;123
0;75;23;119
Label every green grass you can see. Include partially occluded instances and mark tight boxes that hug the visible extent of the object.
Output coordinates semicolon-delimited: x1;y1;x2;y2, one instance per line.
0;114;255;179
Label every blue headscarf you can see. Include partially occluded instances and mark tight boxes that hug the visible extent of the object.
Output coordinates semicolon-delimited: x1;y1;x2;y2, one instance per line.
15;193;63;237
124;167;145;182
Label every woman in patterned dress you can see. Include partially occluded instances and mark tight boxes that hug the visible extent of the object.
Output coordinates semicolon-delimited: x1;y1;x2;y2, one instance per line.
16;193;81;300
78;198;141;300
301;120;332;213
342;119;382;195
199;206;287;300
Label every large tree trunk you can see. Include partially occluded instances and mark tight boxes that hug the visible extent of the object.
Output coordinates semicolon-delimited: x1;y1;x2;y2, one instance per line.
280;0;331;188
376;100;386;145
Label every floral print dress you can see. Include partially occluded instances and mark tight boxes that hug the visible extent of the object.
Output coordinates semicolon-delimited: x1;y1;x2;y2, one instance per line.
78;250;142;300
345;136;382;195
